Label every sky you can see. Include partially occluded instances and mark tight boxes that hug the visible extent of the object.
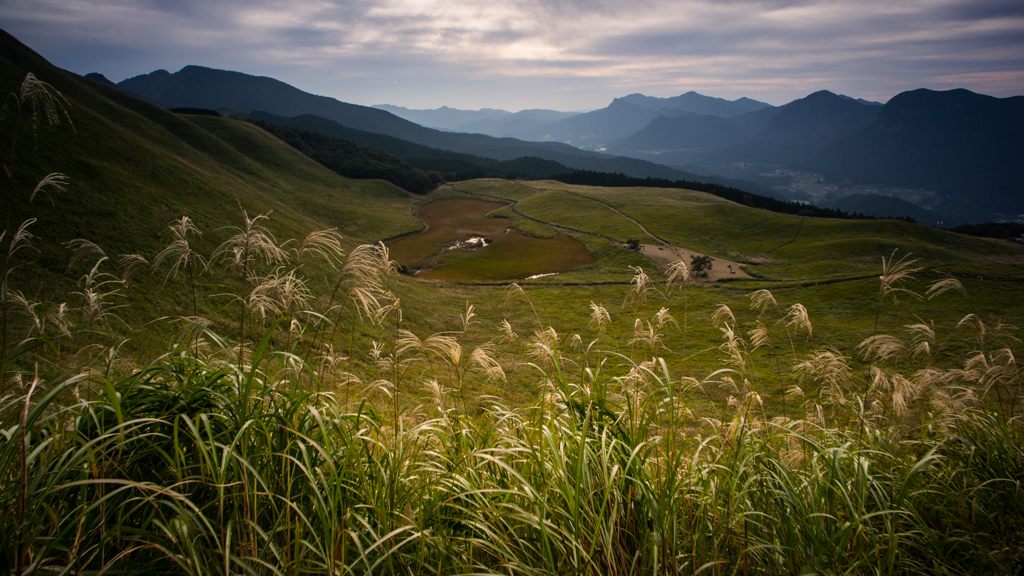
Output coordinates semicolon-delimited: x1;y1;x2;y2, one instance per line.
2;0;1022;112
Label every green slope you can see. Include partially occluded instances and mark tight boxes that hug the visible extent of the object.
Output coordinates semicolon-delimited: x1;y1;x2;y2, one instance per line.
449;179;1024;283
1;31;420;297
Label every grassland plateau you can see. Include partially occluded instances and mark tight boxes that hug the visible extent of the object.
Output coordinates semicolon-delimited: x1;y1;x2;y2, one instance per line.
2;29;1024;575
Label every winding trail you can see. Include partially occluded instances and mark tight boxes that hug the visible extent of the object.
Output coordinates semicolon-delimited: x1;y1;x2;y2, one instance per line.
562;190;672;246
766;217;806;256
456;188;622;244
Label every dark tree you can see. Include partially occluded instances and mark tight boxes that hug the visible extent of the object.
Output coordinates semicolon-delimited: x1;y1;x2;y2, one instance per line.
625;238;642;252
691;255;713;278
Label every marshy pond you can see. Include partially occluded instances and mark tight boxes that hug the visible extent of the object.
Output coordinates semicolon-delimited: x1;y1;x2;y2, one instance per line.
388;198;595;282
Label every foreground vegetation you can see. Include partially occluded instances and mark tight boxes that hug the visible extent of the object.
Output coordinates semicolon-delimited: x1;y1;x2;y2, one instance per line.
3;236;1023;574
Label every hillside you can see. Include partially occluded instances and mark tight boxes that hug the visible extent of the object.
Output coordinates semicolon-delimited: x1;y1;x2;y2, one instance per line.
4;30;1024;576
811;88;1024;220
0;30;422;308
248;120;445;194
247;110;779;194
249;111;576;180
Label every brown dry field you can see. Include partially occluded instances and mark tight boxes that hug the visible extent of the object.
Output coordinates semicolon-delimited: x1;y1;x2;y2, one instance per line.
388;198;511;267
389;198;596;281
420;231;595;282
640;243;751;282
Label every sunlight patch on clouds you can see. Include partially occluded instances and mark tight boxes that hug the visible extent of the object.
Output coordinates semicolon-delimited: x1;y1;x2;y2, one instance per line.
1;0;1021;108
931;69;1024;93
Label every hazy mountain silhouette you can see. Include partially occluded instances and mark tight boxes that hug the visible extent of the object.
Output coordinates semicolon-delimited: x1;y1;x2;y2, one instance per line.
372;104;574;134
824;194;944;227
812;88;1024;218
760;90;882;148
607;90;879;167
502;93;771;148
605;113;753;165
618;91;771;117
691;90;883;165
517;99;678;148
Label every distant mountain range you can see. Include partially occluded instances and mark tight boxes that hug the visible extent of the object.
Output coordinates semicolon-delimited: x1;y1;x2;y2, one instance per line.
639;90;885;167
372;104;576;134
111;64;1022;225
114;66;775;190
376;91;772;144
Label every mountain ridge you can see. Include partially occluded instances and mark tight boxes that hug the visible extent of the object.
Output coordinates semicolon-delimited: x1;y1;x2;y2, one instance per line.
115;64;773;186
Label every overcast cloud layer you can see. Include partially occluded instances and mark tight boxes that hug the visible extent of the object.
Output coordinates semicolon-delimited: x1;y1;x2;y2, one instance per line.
2;0;1022;111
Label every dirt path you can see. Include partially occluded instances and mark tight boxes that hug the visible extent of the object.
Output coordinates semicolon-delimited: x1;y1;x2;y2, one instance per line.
562;190;671;245
766;217;805;255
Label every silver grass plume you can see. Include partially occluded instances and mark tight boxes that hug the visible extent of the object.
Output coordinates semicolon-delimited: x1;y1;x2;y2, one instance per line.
153;216;205;280
785;303;813;340
926;276;967;300
711;303;735;328
29;172;67;204
588;302;611;331
65;238;104;272
470;343;506;383
7;73;74;135
630;320;665;353
247;267;312;320
623;266;656;310
498;319;518;343
8;291;41;335
116;254;149;284
748;320;774;350
3;220;36;269
748;289;777;316
858;334;909;363
285;228;344;267
665;259;689;289
461;301;477;333
652;307;677;329
73;258;127;327
878;249;921;305
794;348;853;408
210;209;288;273
905;323;936;358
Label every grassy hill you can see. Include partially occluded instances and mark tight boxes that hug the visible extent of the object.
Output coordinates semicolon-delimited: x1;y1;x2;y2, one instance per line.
1;30;420;288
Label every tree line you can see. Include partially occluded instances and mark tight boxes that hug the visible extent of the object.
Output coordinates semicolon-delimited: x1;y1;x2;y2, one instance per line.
550;170;917;223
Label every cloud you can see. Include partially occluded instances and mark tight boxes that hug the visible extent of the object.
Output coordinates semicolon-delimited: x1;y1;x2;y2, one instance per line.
1;0;1021;110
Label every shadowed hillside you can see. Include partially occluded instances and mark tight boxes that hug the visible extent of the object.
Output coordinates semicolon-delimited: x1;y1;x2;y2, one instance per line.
812;88;1024;220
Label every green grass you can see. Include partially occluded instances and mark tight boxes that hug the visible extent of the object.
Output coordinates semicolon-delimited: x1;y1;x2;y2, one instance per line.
513;188;653;243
